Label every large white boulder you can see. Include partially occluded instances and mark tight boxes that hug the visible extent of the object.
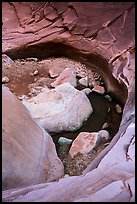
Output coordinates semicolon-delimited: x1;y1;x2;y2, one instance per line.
22;82;93;132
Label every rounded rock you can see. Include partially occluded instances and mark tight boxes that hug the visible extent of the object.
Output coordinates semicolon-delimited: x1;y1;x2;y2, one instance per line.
115;104;122;114
2;76;10;83
98;130;110;141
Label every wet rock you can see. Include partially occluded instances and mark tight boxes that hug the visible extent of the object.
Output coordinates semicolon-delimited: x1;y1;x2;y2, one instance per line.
2;76;10;83
104;95;112;101
2;86;64;190
22;82;93;132
58;137;73;145
115;104;122;114
51;68;77;87
102;122;109;129
92;85;105;95
107;107;111;112
58;137;73;159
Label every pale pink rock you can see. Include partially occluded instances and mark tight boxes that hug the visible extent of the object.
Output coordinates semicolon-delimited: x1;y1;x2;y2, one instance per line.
81;88;92;95
2;54;14;67
2;76;10;83
115;104;122;114
69;132;99;157
79;76;88;87
22;83;93;132
51;68;77;87
92;85;105;95
48;61;66;78
69;130;110;157
2;86;64;190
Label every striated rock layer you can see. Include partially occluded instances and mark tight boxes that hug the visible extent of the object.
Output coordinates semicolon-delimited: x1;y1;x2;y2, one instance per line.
2;2;135;202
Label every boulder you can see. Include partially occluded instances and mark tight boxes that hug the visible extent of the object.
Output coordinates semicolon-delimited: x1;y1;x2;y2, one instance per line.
2;86;64;190
92;85;105;95
78;76;88;87
51;68;77;87
69;130;110;157
69;132;99;157
2;54;14;67
22;82;93;132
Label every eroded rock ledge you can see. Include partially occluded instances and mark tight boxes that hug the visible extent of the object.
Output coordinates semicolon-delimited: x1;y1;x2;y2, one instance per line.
2;2;135;202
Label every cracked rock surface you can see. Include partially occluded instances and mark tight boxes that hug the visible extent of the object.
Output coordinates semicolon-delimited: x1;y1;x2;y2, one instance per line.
2;2;135;202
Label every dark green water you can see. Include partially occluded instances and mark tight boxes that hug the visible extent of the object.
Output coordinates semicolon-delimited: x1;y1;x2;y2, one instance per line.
50;91;123;145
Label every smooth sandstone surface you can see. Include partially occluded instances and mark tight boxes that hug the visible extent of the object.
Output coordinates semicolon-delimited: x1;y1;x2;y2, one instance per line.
2;2;135;202
2;86;64;190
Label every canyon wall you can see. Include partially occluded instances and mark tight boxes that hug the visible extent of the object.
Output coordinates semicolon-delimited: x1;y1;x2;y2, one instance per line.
2;2;135;202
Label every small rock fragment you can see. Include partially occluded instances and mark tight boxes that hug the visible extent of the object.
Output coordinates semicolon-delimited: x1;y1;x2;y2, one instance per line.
18;95;28;100
69;132;99;157
102;122;109;129
115;104;122;114
98;130;110;142
81;88;92;95
2;54;14;67
2;76;10;83
64;174;70;178
79;76;88;87
107;107;111;112
92;85;105;95
104;95;112;101
25;57;38;62
58;137;73;145
33;70;39;76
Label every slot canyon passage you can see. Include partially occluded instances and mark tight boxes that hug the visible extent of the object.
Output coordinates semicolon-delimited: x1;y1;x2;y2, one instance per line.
2;2;135;202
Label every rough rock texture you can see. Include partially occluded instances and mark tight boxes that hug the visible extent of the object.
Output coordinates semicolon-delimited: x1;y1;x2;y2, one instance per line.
69;132;99;157
92;85;105;95
22;82;93;132
69;130;110;157
2;86;64;190
2;54;14;67
2;2;135;202
51;68;77;88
